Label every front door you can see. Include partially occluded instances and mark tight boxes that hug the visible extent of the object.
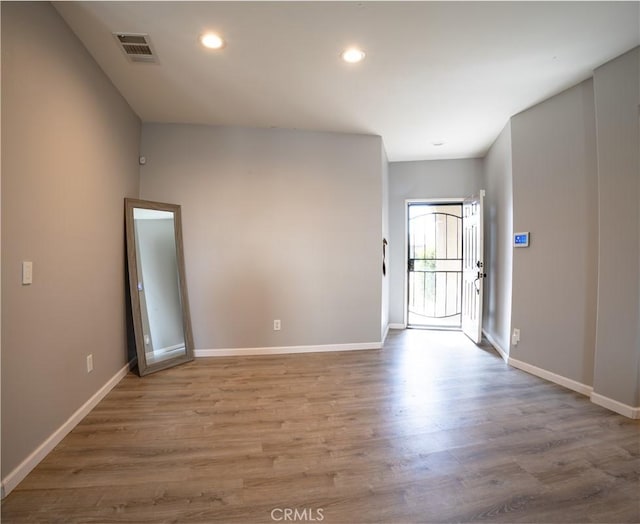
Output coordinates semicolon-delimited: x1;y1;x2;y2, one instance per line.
407;203;463;328
461;190;485;344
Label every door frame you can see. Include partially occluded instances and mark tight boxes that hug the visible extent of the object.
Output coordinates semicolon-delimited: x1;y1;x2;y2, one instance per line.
403;198;466;329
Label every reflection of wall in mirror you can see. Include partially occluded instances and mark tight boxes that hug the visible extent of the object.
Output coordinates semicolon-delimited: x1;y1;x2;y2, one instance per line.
134;217;185;353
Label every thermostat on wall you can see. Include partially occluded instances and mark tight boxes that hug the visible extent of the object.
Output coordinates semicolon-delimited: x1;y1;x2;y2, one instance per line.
514;232;530;247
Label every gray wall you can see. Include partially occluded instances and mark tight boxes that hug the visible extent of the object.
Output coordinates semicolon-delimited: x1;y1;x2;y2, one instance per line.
592;48;640;406
387;159;483;325
140;124;384;349
1;2;140;478
510;79;598;385
381;147;390;338
482;122;513;355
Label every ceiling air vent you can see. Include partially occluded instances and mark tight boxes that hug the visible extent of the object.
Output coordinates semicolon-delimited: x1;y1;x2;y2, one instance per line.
114;33;157;63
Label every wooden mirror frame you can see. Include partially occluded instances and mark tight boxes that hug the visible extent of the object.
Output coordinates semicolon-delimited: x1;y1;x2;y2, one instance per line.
125;198;194;376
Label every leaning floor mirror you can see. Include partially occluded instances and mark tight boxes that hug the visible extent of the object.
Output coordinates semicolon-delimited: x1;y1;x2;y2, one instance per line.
125;198;194;376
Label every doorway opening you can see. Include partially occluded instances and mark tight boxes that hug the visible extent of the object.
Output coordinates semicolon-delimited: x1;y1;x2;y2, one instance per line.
407;202;463;329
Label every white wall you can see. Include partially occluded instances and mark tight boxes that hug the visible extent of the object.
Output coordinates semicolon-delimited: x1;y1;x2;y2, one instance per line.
592;47;640;407
482;122;513;356
387;159;483;325
1;2;140;480
140;124;384;350
510;79;598;386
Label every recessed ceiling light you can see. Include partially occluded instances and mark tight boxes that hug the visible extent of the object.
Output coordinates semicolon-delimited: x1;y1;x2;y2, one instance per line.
200;32;224;50
341;48;366;64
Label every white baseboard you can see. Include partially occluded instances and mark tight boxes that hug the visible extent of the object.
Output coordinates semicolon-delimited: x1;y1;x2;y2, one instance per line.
389;323;405;330
194;341;382;358
507;357;594;397
381;324;390;344
504;353;639;420
1;361;132;499
482;329;509;362
590;392;640;419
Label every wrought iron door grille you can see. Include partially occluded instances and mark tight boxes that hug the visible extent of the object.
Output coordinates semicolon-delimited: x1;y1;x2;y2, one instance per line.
407;206;463;328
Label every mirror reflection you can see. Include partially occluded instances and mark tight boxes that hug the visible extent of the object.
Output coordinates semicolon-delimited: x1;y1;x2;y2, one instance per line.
133;208;185;364
125;199;194;375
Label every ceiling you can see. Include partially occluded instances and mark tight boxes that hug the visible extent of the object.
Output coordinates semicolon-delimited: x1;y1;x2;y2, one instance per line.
54;1;639;162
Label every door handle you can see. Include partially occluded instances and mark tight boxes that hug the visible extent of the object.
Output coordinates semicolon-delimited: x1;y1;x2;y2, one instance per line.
473;271;486;295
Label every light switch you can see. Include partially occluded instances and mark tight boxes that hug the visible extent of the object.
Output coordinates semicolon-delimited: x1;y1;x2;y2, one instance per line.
22;261;33;285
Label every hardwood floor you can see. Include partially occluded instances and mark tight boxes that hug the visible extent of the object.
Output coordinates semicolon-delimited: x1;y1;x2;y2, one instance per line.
3;329;639;523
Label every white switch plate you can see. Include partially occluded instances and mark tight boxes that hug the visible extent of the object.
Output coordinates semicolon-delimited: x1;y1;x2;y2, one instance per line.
512;328;521;346
22;261;33;285
86;354;93;373
273;319;281;331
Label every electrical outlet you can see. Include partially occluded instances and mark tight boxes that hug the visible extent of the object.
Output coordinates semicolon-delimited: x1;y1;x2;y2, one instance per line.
86;354;93;373
273;319;281;331
512;328;521;346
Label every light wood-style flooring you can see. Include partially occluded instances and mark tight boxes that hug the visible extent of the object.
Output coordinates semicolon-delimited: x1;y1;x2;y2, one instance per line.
3;330;639;523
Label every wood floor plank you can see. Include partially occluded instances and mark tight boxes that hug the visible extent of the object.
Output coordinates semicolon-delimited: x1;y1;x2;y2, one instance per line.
2;330;639;523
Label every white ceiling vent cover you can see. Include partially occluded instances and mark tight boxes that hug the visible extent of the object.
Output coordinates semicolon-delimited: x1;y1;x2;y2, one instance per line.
113;33;157;63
